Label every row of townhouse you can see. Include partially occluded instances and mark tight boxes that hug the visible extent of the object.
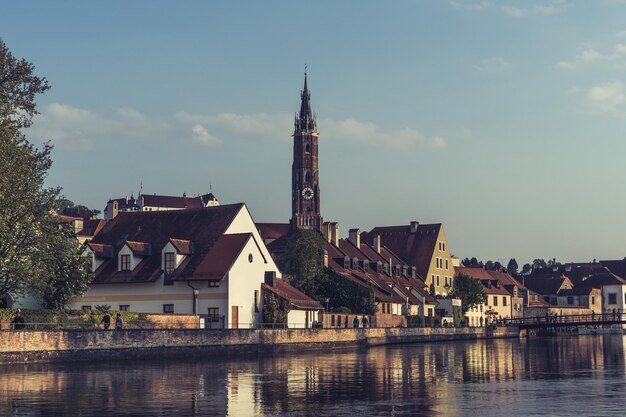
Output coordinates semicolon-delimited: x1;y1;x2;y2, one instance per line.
68;203;322;329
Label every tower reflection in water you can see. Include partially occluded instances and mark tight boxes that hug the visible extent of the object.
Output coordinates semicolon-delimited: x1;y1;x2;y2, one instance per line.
0;336;625;416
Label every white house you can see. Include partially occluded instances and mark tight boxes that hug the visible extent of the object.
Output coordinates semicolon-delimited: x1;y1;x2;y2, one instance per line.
71;203;302;329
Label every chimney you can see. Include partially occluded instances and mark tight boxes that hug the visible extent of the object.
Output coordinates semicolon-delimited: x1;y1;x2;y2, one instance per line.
322;222;331;243
410;221;419;233
264;271;277;287
373;234;381;253
331;222;339;247
348;228;361;248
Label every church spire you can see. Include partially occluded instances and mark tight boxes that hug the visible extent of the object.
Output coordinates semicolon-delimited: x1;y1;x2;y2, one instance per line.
296;66;316;132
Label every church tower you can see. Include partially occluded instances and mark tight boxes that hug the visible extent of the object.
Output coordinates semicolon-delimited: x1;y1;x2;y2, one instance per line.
291;70;322;230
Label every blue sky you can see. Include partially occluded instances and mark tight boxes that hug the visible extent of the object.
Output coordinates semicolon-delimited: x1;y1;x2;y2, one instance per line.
3;0;626;266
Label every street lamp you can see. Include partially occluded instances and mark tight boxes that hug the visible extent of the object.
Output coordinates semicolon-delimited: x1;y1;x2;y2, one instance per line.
325;297;330;313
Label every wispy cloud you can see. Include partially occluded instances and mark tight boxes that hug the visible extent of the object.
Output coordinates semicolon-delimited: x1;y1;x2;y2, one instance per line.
32;104;446;152
557;43;626;70
585;81;625;113
451;0;566;16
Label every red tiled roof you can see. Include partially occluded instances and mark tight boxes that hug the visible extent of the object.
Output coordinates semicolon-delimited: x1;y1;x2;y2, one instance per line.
54;214;83;224
174;233;255;281
125;241;152;256
262;280;323;310
90;204;244;284
77;219;107;237
169;238;194;255
366;223;442;279
61;207;94;220
87;243;113;258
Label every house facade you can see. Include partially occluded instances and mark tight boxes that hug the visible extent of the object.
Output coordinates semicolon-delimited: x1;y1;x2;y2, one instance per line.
71;203;284;329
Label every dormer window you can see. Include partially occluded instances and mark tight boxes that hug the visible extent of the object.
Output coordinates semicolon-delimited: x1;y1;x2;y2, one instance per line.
164;252;175;274
120;254;131;271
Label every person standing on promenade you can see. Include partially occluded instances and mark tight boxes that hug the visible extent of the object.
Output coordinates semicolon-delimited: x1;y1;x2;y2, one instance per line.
353;316;359;328
11;310;25;330
361;315;368;328
115;314;123;330
344;316;348;328
99;311;111;330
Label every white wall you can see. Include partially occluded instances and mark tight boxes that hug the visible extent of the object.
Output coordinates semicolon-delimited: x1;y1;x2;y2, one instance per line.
287;309;319;328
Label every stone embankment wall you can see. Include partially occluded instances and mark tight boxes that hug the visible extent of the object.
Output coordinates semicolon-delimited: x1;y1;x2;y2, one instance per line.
0;327;518;365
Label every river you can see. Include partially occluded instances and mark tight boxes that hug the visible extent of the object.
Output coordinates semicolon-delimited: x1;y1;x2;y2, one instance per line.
1;334;625;416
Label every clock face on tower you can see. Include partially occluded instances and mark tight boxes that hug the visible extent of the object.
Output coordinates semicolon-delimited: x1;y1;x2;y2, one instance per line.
302;187;314;200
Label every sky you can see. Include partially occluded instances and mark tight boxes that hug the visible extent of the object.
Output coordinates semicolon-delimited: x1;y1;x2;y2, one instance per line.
2;0;626;266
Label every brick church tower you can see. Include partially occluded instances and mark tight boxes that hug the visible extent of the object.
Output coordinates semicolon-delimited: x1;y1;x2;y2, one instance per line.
291;71;323;230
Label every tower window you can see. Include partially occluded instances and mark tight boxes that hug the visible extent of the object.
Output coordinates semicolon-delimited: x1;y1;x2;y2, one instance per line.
305;144;311;154
305;171;311;182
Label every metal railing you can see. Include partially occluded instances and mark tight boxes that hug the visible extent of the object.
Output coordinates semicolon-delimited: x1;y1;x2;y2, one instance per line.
502;312;626;328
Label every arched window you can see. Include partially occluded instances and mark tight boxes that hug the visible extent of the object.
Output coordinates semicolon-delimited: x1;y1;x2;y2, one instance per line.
305;144;311;154
305;171;311;182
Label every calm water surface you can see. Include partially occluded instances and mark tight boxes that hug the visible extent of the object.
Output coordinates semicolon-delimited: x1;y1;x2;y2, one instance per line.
1;335;626;416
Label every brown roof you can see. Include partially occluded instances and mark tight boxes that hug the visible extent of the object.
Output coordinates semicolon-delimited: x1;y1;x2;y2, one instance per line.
54;214;83;224
173;233;261;281
366;223;442;279
90;204;244;284
523;276;572;295
575;272;626;289
600;260;626;279
531;263;606;285
87;243;113;259
262;280;323;310
125;241;152;256
257;223;292;240
169;238;194;255
141;194;205;209
77;219;107;237
61;207;94;220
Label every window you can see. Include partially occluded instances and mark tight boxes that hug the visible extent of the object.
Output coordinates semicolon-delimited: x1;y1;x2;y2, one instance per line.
82;305;92;311
119;305;130;311
254;290;259;312
493;296;498;306
436;275;440;286
592;296;596;305
248;253;254;263
431;274;435;284
164;252;175;274
567;296;574;305
608;293;617;304
120;254;131;271
305;171;311;182
503;297;507;306
163;304;174;314
305;143;311;154
444;276;448;286
208;308;219;321
208;281;220;288
445;259;449;270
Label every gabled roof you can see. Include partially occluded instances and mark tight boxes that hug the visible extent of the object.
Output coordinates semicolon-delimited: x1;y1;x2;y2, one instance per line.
125;241;152;257
600;259;626;279
77;219;107;238
366;223;442;278
531;263;606;285
262;279;323;310
90;204;244;284
575;272;626;289
172;233;258;281
523;276;572;295
169;238;194;255
87;243;113;259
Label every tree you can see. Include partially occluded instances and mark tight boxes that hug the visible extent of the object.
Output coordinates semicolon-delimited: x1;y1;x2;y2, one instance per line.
484;260;495;270
532;259;547;270
507;258;519;275
0;39;90;306
279;229;326;296
521;263;532;274
31;227;93;309
262;291;291;327
0;39;50;130
452;273;487;315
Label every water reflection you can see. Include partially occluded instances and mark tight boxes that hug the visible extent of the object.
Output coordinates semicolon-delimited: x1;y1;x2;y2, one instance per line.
1;335;625;416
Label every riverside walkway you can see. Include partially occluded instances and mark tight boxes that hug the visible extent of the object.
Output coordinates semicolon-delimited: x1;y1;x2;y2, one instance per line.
503;313;626;330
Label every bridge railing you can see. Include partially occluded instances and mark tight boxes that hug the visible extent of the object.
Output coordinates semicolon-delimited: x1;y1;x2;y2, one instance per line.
502;312;626;327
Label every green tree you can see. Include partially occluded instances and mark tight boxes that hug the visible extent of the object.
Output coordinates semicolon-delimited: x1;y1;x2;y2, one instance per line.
452;273;487;315
521;263;532;274
484;260;495;270
262;291;291;327
507;258;519;275
279;229;326;296
0;39;50;130
532;259;547;270
0;39;91;306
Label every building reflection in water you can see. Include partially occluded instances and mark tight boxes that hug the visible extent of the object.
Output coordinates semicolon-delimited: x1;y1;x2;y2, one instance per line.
0;335;625;416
